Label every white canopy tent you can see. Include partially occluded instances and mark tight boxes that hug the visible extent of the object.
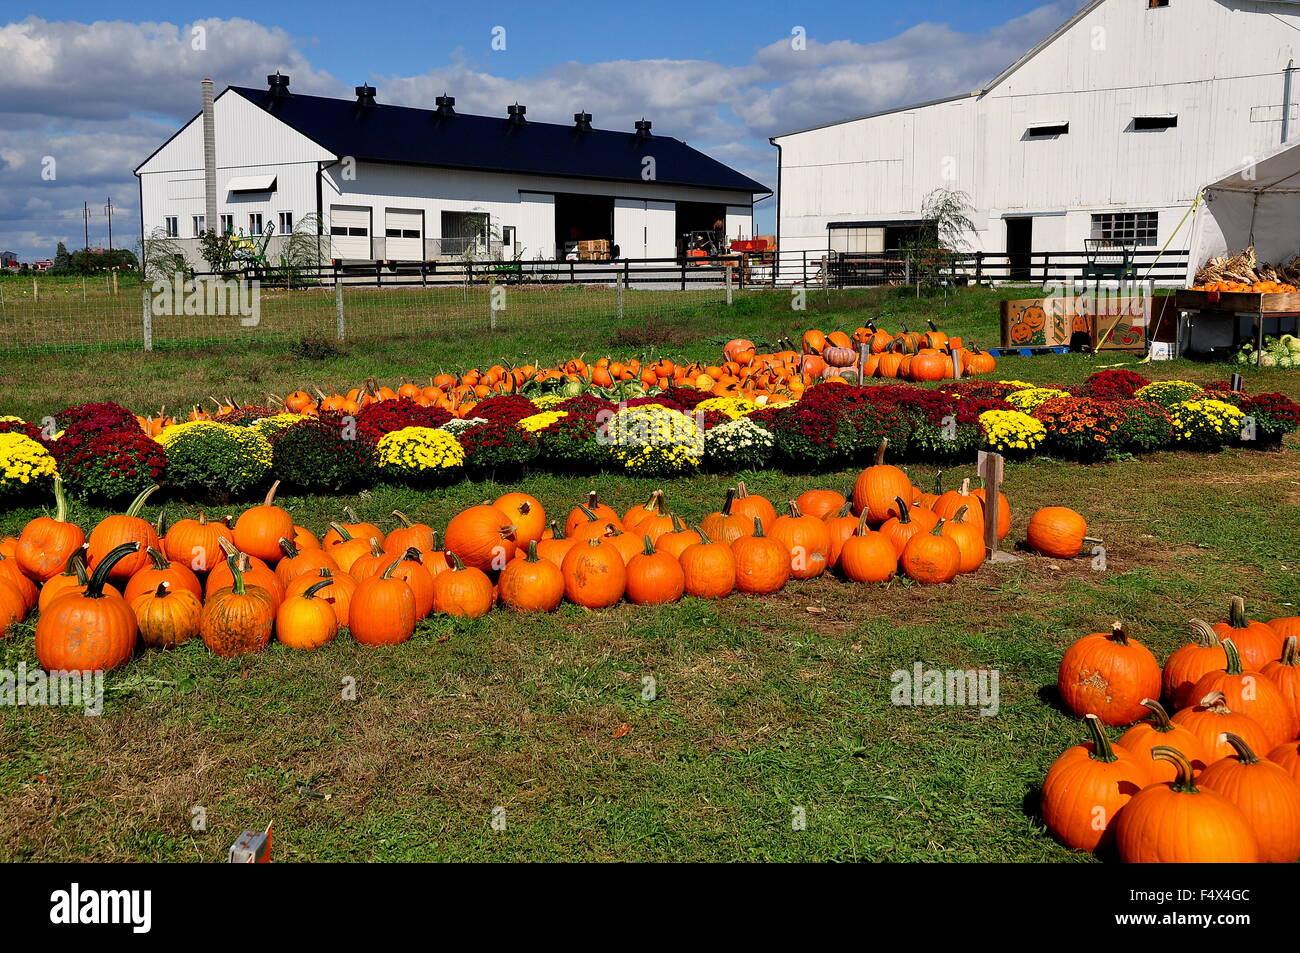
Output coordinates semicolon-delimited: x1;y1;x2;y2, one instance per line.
1186;140;1300;285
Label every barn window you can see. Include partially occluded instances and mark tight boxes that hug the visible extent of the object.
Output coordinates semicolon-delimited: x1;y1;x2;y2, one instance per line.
279;211;293;234
1026;122;1069;138
220;214;234;235
1133;115;1177;130
164;216;178;238
1091;212;1158;247
1148;1;1169;8
192;215;205;237
248;213;264;235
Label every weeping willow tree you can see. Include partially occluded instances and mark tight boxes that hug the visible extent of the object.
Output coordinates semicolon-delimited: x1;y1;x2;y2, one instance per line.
139;228;192;282
274;213;327;285
904;188;977;291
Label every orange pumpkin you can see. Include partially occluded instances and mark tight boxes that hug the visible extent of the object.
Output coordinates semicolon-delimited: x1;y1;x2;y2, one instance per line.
770;501;830;580
852;440;910;524
498;541;565;612
1117;698;1211;782
130;581;202;649
561;537;627;609
678;527;735;599
445;504;518;572
899;521;960;584
200;555;276;657
35;542;140;671
430;553;495;618
350;559;417;643
731;518;790;595
162;510;233;573
495;492;546;545
86;485;160;583
1199;732;1300;863
15;477;85;582
1041;714;1150;853
700;488;753;546
624;536;685;605
232;480;295;564
122;546;203;604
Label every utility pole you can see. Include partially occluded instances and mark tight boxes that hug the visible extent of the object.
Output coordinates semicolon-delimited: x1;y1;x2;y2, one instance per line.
83;201;90;251
104;197;114;251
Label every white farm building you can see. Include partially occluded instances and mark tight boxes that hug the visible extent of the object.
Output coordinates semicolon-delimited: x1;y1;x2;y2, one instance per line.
136;76;768;266
771;0;1300;279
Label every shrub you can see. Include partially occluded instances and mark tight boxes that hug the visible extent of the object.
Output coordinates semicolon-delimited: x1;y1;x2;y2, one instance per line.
602;404;704;476
1111;399;1174;454
704;416;774;471
249;413;308;439
1083;369;1150;400
1238;392;1300;445
156;421;272;500
54;401;138;434
1168;398;1244;449
656;386;713;411
535;411;606;470
0;432;58;500
466;394;537;427
978;410;1047;455
58;429;166;502
695;396;761;419
0;417;49;447
458;420;539;475
212;404;278;427
1134;380;1203;409
355;399;452;446
375;426;465;481
271;418;375;492
1031;396;1131;460
1005;387;1071;412
765;385;910;468
291;335;347;360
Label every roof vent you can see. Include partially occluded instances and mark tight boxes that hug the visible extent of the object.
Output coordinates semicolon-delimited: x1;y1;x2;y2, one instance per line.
267;72;291;100
507;103;527;126
634;119;652;140
574;112;593;133
355;84;377;108
435;94;456;119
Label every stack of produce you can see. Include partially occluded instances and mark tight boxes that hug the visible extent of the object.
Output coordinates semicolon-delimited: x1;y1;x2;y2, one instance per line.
1192;246;1300;289
1041;602;1300;863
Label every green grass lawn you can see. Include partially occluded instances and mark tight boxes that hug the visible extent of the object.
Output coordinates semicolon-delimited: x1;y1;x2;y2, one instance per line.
1;285;1297;861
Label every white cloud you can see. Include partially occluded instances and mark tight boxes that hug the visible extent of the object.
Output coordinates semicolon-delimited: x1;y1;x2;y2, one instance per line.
0;5;1080;259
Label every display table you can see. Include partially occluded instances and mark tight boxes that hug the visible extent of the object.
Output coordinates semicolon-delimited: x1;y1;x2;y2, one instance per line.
1173;290;1300;355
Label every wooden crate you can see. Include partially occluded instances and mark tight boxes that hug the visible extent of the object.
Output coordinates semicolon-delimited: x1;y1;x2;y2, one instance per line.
1174;289;1300;313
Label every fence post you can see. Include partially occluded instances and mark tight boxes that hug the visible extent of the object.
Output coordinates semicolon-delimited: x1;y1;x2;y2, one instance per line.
33;278;38;301
975;252;983;284
112;272;118;295
725;265;733;305
335;279;345;341
141;287;153;352
488;283;497;331
802;251;808;286
617;270;625;320
1041;253;1051;285
680;261;686;291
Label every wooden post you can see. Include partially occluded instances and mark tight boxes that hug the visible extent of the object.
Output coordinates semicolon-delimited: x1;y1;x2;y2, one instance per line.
857;340;869;384
141;288;153;352
977;450;1018;563
335;279;345;341
725;265;733;305
33;277;38;301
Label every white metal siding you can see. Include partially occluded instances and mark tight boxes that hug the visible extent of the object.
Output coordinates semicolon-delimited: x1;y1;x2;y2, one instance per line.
614;199;647;258
725;205;752;242
645;201;676;258
517;193;556;260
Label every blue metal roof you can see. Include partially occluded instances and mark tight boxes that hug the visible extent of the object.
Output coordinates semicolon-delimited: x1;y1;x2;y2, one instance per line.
229;86;769;195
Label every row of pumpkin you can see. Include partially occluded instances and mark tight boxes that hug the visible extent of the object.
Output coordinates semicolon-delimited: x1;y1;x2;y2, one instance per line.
2;455;1093;671
1044;604;1300;863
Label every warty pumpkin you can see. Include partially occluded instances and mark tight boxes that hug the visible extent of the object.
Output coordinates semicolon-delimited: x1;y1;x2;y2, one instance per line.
900;521;960;584
1057;622;1161;726
1198;732;1300;863
1171;691;1273;762
15;477;84;582
498;541;564;612
86;485;160;583
200;554;276;657
350;557;418;642
131;581;202;649
1041;714;1150;853
35;541;140;672
232;480;295;563
561;537;627;609
1114;746;1259;864
625;536;685;605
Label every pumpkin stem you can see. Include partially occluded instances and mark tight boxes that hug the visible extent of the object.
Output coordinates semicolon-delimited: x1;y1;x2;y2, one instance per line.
719;488;737;517
122;484;160;519
873;438;889;466
51;476;70;523
391;510;414;528
380;555;404;578
1187;619;1222;648
154;509;168;537
854;510;871;535
547;521;565;541
1221;732;1261;764
931;471;943;495
1219;638;1245;676
85;542;138;597
952;504;969;525
1108;621;1129;646
786;500;803;518
69;551;90;586
226;553;246;595
1151;745;1199;793
328;521;353;542
261;480;282;507
696;525;714;545
834;500;853;519
278;537;299;560
1280;636;1298;667
523;540;540;563
144;546;171;571
669;514;686;534
1228;596;1248;629
893;496;911;524
750;516;766;537
402;547;424;564
1197;689;1230;713
585;491;600;511
343;505;362;523
368;537;384;557
446;552;469;571
576;504;599;523
641;535;656;557
1139;698;1175;732
153;581;171;598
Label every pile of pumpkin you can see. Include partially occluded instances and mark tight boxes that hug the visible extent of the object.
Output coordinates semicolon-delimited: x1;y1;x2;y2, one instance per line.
0;448;1093;671
1043;601;1300;863
782;320;996;384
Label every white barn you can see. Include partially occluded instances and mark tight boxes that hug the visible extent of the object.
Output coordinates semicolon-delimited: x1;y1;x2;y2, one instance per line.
771;0;1300;277
136;77;767;265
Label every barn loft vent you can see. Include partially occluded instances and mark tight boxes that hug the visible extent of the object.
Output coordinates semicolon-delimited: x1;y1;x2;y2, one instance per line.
267;72;290;100
507;103;527;126
1026;121;1069;137
435;94;456;119
635;119;652;140
1133;115;1177;131
355;84;377;108
574;111;593;133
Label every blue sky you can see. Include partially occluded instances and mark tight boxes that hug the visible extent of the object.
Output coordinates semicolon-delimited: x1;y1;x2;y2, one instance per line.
1;2;1083;260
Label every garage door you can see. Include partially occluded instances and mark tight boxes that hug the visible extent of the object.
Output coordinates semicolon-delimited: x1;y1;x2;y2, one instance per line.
330;205;371;260
385;208;423;261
